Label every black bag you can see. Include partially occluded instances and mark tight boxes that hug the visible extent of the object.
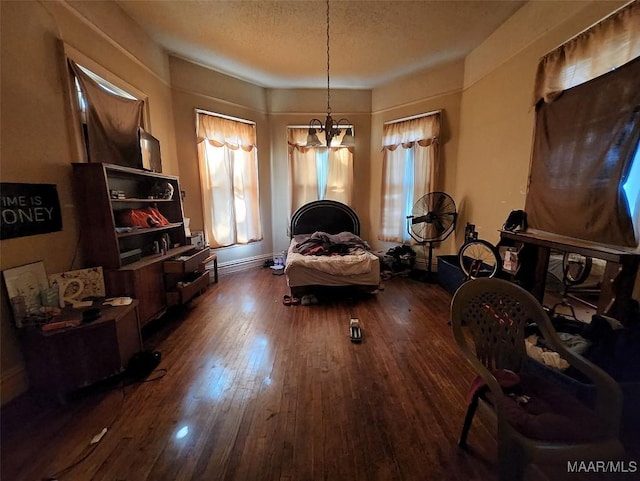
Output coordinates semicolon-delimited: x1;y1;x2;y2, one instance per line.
126;350;161;380
503;210;527;232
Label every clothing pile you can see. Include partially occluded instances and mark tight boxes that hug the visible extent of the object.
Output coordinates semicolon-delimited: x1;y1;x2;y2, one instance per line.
526;310;640;384
292;231;371;256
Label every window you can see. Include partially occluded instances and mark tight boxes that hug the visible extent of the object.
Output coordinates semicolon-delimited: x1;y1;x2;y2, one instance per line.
379;113;440;243
287;127;354;212
196;111;262;248
623;145;640;233
68;60;144;167
72;64;138;124
527;2;640;247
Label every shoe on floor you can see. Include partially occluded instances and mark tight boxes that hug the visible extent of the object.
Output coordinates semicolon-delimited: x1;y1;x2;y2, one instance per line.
350;318;362;342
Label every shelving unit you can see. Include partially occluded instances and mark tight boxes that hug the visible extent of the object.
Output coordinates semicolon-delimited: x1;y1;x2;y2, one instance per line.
73;163;209;325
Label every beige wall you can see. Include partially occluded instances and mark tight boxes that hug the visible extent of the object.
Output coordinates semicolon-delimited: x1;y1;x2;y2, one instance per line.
455;0;629;246
170;56;273;265
1;0;634;405
0;0;176;405
369;60;465;265
169;57;372;263
267;88;372;250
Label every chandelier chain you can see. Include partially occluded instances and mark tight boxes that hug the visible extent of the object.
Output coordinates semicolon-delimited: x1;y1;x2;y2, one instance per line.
326;0;331;115
306;0;353;147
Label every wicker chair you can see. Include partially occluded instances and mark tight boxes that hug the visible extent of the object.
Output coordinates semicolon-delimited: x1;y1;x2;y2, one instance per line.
450;278;624;481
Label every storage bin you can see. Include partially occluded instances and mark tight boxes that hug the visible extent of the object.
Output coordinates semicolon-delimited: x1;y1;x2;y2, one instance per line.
523;357;640;432
437;255;467;295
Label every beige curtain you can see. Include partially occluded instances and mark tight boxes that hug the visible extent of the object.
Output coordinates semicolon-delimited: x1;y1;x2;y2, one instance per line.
533;1;640;104
379;114;440;242
196;113;262;248
69;60;143;167
288;128;354;213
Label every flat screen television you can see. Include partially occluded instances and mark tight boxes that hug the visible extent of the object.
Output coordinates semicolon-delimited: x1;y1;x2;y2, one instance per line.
138;128;162;173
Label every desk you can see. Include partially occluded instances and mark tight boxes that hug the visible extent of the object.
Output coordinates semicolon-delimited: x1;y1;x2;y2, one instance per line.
499;230;639;324
19;301;142;403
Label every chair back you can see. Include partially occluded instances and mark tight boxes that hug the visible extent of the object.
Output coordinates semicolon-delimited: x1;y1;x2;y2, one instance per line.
451;278;548;373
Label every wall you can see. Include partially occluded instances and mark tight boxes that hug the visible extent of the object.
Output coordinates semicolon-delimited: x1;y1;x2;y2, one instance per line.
169;58;371;265
454;0;639;297
0;0;177;405
170;56;274;267
369;60;465;265
267;88;372;250
456;0;629;245
1;0;635;406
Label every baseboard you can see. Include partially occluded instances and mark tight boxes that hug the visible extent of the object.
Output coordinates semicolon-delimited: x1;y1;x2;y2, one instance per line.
218;253;274;276
0;364;29;407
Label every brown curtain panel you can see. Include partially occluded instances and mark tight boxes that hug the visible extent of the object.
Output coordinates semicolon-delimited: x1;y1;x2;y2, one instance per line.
69;60;144;167
526;56;640;247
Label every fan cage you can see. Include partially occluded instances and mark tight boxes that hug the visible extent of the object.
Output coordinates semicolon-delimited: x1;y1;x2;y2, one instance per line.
408;191;457;243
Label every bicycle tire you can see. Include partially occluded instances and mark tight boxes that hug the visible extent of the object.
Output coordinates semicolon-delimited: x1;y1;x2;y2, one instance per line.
458;239;501;279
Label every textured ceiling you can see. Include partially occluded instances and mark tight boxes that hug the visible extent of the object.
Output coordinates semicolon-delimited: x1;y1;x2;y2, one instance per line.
115;0;526;89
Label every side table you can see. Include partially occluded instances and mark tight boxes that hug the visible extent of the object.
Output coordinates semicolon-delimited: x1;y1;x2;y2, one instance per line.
18;301;142;403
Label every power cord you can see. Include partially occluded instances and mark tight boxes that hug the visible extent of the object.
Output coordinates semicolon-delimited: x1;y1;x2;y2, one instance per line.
41;367;167;480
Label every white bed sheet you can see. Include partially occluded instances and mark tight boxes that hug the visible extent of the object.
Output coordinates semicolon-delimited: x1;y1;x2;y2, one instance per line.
284;239;380;288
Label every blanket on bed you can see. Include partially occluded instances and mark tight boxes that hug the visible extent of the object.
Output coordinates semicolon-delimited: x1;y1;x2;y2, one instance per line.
293;231;371;256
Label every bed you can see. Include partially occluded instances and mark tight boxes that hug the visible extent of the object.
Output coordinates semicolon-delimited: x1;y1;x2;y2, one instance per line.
284;200;380;297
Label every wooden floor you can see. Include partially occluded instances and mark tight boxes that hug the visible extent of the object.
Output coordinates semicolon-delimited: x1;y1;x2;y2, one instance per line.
1;269;635;481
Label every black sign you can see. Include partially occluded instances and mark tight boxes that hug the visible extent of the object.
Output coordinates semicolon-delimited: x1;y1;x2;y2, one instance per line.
1;183;63;240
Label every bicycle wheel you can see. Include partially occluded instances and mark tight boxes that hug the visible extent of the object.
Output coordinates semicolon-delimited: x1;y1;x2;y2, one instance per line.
458;239;501;279
562;252;593;285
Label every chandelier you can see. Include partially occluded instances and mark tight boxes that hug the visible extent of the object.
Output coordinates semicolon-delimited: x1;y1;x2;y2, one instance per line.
306;0;354;148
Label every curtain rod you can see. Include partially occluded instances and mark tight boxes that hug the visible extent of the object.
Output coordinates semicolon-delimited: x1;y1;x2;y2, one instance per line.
384;109;441;125
195;108;255;126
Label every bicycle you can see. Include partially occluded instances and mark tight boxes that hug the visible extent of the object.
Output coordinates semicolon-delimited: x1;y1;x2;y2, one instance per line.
457;224;502;279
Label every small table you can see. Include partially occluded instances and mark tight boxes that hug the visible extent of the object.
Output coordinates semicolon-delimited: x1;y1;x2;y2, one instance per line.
499;229;639;324
18;301;142;403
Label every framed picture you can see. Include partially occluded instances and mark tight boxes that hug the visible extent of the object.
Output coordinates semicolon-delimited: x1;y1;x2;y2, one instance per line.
2;261;49;327
49;267;105;307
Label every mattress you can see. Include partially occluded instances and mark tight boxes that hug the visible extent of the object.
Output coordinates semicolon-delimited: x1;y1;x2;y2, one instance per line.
284;238;380;288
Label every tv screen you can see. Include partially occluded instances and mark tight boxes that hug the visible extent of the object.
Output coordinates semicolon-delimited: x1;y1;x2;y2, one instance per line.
139;128;162;173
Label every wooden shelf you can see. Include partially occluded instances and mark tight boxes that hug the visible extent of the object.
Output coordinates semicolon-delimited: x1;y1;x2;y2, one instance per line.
116;223;183;238
111;198;175;203
117;245;196;271
73;162;191;326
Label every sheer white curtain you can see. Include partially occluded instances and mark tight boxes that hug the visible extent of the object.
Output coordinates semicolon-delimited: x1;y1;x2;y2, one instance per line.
287;128;354;213
196;112;262;248
379;114;440;242
533;1;639;104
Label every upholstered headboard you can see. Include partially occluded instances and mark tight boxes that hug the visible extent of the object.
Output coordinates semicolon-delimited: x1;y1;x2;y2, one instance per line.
290;200;360;237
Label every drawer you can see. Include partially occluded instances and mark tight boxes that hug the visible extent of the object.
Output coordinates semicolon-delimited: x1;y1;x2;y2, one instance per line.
166;271;209;306
164;247;210;274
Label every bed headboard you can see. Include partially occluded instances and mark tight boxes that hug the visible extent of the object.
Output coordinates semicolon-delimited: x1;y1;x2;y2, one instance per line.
290;200;360;237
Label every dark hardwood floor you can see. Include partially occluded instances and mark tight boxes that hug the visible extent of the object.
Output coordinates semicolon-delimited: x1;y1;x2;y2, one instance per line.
1;268;636;481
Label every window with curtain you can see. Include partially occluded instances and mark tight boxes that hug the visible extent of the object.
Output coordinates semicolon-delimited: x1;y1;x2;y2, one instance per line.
196;111;262;248
526;1;640;247
68;60;144;167
287;128;354;213
379;113;440;243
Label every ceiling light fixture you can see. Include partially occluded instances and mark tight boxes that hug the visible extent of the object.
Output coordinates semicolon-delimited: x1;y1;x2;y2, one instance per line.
306;0;354;148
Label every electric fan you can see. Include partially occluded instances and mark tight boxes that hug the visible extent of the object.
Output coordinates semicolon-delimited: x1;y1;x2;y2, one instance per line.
407;191;458;281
